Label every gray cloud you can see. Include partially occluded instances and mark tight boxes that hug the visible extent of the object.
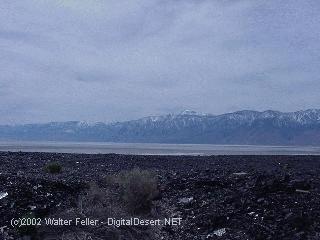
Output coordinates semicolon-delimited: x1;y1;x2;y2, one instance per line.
0;0;320;124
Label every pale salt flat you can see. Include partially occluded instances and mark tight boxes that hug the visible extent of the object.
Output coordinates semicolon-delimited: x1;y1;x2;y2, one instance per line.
0;141;320;155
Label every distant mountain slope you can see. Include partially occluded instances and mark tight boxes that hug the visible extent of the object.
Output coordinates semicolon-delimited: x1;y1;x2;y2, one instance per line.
1;109;320;145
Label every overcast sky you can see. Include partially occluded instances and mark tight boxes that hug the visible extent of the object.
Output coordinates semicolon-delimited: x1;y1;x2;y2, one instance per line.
1;0;320;124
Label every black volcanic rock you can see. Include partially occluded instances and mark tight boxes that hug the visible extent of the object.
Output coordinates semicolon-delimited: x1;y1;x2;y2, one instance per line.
0;153;320;239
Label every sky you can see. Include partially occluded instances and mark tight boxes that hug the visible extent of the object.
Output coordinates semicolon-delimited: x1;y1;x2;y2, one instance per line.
0;0;320;124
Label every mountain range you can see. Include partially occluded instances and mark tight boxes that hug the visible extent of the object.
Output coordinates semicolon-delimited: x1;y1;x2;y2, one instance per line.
1;109;320;145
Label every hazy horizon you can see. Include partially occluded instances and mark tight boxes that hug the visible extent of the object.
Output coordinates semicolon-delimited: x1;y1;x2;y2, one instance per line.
1;1;320;124
1;108;320;125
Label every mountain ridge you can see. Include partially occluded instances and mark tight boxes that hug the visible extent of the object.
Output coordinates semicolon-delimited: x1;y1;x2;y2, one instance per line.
1;109;320;145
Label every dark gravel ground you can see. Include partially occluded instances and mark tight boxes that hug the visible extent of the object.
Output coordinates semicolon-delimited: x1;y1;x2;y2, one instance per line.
0;152;320;239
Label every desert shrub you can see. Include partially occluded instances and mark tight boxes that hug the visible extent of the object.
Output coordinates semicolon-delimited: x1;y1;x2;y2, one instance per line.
45;162;62;174
37;177;159;240
78;182;107;216
18;212;38;237
116;168;159;213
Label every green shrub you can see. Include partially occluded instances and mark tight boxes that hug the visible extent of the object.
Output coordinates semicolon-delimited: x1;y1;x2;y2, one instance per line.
45;162;62;174
116;168;159;213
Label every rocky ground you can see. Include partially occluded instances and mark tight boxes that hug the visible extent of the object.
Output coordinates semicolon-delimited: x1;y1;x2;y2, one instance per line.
0;152;320;239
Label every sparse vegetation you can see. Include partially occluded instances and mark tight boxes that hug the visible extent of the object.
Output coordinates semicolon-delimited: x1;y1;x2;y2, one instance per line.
116;168;159;213
45;162;62;174
18;212;38;237
37;177;160;240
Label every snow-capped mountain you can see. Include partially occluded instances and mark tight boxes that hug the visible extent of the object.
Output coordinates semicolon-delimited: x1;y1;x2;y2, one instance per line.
1;109;320;145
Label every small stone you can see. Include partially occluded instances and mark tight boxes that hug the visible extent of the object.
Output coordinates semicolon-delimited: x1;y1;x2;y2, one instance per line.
29;205;37;211
295;189;310;193
0;192;8;200
179;197;194;204
210;228;226;237
232;172;247;176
